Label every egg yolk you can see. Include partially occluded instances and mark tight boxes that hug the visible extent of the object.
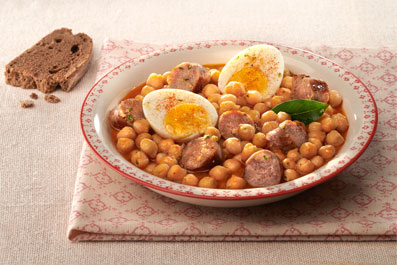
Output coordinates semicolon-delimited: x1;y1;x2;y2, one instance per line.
229;67;268;94
164;103;211;138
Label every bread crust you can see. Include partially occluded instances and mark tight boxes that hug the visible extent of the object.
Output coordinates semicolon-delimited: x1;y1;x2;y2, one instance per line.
5;28;93;93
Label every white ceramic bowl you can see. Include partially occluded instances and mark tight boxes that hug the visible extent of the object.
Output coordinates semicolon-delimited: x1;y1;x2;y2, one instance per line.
81;40;377;207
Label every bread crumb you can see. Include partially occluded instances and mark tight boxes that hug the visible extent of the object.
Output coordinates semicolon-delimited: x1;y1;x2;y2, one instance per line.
44;94;60;103
30;93;38;100
20;100;34;108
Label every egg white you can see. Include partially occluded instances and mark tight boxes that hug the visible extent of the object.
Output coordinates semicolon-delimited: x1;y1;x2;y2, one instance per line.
142;89;218;142
218;44;284;99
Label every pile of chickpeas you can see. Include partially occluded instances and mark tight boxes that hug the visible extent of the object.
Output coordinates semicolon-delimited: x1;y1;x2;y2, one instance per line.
112;65;349;189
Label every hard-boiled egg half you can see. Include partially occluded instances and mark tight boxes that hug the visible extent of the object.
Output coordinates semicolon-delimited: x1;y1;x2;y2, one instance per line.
142;89;218;142
218;44;284;99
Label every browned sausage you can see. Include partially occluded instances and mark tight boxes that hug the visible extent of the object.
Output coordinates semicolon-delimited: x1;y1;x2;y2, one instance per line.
266;120;307;151
218;110;255;139
291;75;329;103
244;150;282;187
168;62;211;93
180;136;222;171
109;98;145;129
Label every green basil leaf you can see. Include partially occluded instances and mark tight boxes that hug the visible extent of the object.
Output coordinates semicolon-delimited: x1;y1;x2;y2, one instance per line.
272;99;328;125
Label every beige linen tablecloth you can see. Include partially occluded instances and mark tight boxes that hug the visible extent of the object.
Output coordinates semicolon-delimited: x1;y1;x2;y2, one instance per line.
68;40;396;242
1;0;397;264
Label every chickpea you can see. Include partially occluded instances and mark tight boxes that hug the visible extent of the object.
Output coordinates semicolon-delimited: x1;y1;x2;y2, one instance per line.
116;138;135;154
226;175;247;189
208;93;221;103
198;176;217;189
264;98;272;108
281;76;293;89
308;122;322;132
246;90;262;105
209;166;232;181
205;127;221;138
162;71;171;83
117;126;136;140
224;81;245;97
155;152;167;164
223;158;243;173
135;133;152;149
168;144;183;159
146;73;165;89
131;150;149;169
167;165;187;182
248;109;261;122
321;117;336;133
211;102;219;111
262;121;279;134
270;96;284;108
133;119;150;134
284;66;291;76
145;163;157;174
272;149;285;161
240;140;249;150
210;69;220;84
300;142;317;159
326;130;344;146
318;145;336;160
296;158;315;175
238;124;255;141
241;143;258;162
319;113;330;122
223;137;242;155
202;84;220;98
261;110;278;123
236;96;248;107
233;153;243;163
240;106;251;113
152;134;163;144
158;139;175;153
159;156;178;167
140;138;158;158
311;155;324;168
135;95;144;101
182;174;199;186
219;94;237;104
219;101;239;114
325;105;334;115
329;90;343;108
308;137;322;150
276;111;291;123
252;132;267;148
153;163;170;179
253;102;268;114
308;130;326;142
282;158;296;169
141;85;155;97
276;87;291;101
287;148;301;161
284;169;300;181
332;113;349;133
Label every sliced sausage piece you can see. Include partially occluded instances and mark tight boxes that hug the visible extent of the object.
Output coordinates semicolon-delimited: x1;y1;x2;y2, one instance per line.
180;136;222;171
280;120;307;149
266;120;307;151
291;75;329;103
168;62;211;93
218;110;255;139
244;150;282;187
109;98;145;129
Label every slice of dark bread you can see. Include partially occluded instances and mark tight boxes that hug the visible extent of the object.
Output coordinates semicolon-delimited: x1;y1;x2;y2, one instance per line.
5;28;93;93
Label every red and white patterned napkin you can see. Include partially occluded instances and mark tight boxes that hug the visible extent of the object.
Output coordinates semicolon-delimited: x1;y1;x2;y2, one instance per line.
68;40;397;241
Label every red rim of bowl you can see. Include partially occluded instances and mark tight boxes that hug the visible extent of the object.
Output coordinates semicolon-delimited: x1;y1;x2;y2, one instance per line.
80;40;378;201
